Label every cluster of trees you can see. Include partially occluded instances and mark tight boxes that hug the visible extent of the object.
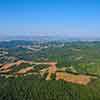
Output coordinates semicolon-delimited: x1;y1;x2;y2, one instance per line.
34;64;50;72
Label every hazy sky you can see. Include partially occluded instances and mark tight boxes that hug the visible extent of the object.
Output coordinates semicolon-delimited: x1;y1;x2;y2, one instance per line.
0;0;99;38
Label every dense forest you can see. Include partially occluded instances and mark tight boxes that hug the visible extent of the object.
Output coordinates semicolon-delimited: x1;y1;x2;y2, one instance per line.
0;77;100;100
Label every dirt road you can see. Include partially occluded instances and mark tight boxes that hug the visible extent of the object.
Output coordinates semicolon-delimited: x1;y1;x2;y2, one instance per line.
45;63;57;80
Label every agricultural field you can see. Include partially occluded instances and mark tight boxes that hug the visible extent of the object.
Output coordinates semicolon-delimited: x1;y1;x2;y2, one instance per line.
0;41;100;100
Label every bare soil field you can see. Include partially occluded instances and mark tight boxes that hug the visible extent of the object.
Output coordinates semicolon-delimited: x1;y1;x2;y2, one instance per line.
15;60;33;66
16;60;25;66
16;67;33;74
56;72;91;85
0;63;15;70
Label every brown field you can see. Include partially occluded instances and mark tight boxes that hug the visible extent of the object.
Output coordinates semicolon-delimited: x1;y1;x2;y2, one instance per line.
0;63;15;70
16;60;33;66
16;67;33;74
56;72;91;85
16;60;25;66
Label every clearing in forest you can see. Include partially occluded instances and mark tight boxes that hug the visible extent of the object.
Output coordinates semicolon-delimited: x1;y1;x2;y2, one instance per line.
56;72;91;85
0;60;94;85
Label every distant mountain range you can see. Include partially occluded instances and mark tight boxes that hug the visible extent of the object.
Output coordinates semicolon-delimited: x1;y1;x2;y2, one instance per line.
0;34;100;42
0;35;79;42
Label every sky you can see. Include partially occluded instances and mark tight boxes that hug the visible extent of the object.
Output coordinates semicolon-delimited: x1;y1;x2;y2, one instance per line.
0;0;99;39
